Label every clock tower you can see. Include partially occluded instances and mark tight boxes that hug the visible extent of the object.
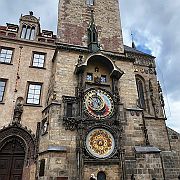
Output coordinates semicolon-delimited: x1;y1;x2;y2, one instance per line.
38;0;174;179
57;0;124;53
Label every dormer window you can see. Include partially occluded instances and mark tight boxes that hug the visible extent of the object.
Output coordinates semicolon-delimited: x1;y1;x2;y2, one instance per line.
21;25;36;40
42;30;53;38
7;23;18;32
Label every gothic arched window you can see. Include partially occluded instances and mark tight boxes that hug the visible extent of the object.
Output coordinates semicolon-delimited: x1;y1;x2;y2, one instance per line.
21;25;26;38
25;26;31;39
20;25;36;40
30;27;35;40
97;171;106;180
136;77;146;109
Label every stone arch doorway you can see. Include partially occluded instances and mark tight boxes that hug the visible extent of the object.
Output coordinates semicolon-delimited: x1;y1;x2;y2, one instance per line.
0;122;37;180
0;136;25;180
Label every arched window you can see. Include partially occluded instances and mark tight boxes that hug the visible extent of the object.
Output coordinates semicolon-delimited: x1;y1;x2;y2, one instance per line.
136;77;146;109
93;31;96;42
21;25;26;38
97;171;106;180
30;27;35;40
25;26;31;39
21;25;36;40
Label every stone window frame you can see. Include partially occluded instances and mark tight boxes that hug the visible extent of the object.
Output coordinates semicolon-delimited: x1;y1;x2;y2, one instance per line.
30;51;46;69
41;117;49;136
0;78;7;103
39;159;45;177
86;0;95;6
136;76;146;110
0;47;14;64
26;81;43;105
20;24;36;40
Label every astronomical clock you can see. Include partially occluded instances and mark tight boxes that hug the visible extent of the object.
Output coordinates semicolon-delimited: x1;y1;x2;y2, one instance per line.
70;54;124;179
83;88;114;120
82;88;120;160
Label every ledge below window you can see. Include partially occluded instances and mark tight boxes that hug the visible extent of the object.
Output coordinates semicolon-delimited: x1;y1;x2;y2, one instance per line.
24;104;42;107
0;62;13;65
0;102;5;105
29;66;46;70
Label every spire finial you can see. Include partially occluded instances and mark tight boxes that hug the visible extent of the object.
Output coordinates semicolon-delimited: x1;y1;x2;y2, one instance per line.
90;9;94;25
29;11;33;16
131;31;136;49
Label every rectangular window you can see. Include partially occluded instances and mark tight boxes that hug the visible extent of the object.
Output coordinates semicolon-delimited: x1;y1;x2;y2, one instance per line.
87;0;94;6
101;75;107;83
86;73;93;81
0;48;13;63
0;79;6;102
67;103;73;117
26;83;42;105
32;53;45;68
39;159;45;177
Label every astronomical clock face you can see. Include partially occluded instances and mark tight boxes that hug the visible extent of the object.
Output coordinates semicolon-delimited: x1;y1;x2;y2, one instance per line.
83;89;114;119
86;128;115;158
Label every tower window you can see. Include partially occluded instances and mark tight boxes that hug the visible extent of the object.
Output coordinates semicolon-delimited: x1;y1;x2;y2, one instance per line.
97;171;106;180
93;32;96;42
21;25;26;39
67;103;73;117
0;48;13;63
0;79;7;102
87;0;94;6
26;82;42;105
136;78;146;109
86;73;93;81
25;26;31;39
21;25;36;40
30;27;35;40
32;52;45;68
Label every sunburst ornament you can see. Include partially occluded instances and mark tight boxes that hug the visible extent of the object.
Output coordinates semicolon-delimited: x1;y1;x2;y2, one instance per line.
86;128;115;158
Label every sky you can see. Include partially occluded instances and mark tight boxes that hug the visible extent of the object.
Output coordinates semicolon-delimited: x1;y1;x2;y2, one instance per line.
0;0;179;133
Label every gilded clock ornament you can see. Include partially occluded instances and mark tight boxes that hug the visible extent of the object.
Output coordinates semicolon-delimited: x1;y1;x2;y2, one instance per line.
86;128;115;158
83;89;114;119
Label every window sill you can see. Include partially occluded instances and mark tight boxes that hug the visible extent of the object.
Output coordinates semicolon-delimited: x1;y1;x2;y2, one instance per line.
24;103;42;107
0;102;5;105
29;66;46;70
0;62;13;65
85;81;110;87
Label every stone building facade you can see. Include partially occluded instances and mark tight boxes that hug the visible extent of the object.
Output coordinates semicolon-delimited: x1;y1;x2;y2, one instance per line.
0;0;179;180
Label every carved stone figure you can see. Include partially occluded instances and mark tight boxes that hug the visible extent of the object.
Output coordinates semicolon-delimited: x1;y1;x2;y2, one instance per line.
13;97;24;123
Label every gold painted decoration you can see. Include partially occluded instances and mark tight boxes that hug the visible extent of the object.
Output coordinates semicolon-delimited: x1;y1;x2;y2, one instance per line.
86;128;115;158
84;89;114;119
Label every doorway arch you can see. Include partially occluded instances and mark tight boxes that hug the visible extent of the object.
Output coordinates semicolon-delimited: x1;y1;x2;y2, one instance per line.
0;122;36;180
0;136;25;180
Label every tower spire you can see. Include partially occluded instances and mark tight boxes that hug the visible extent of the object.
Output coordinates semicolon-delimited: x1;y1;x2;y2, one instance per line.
87;10;100;52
